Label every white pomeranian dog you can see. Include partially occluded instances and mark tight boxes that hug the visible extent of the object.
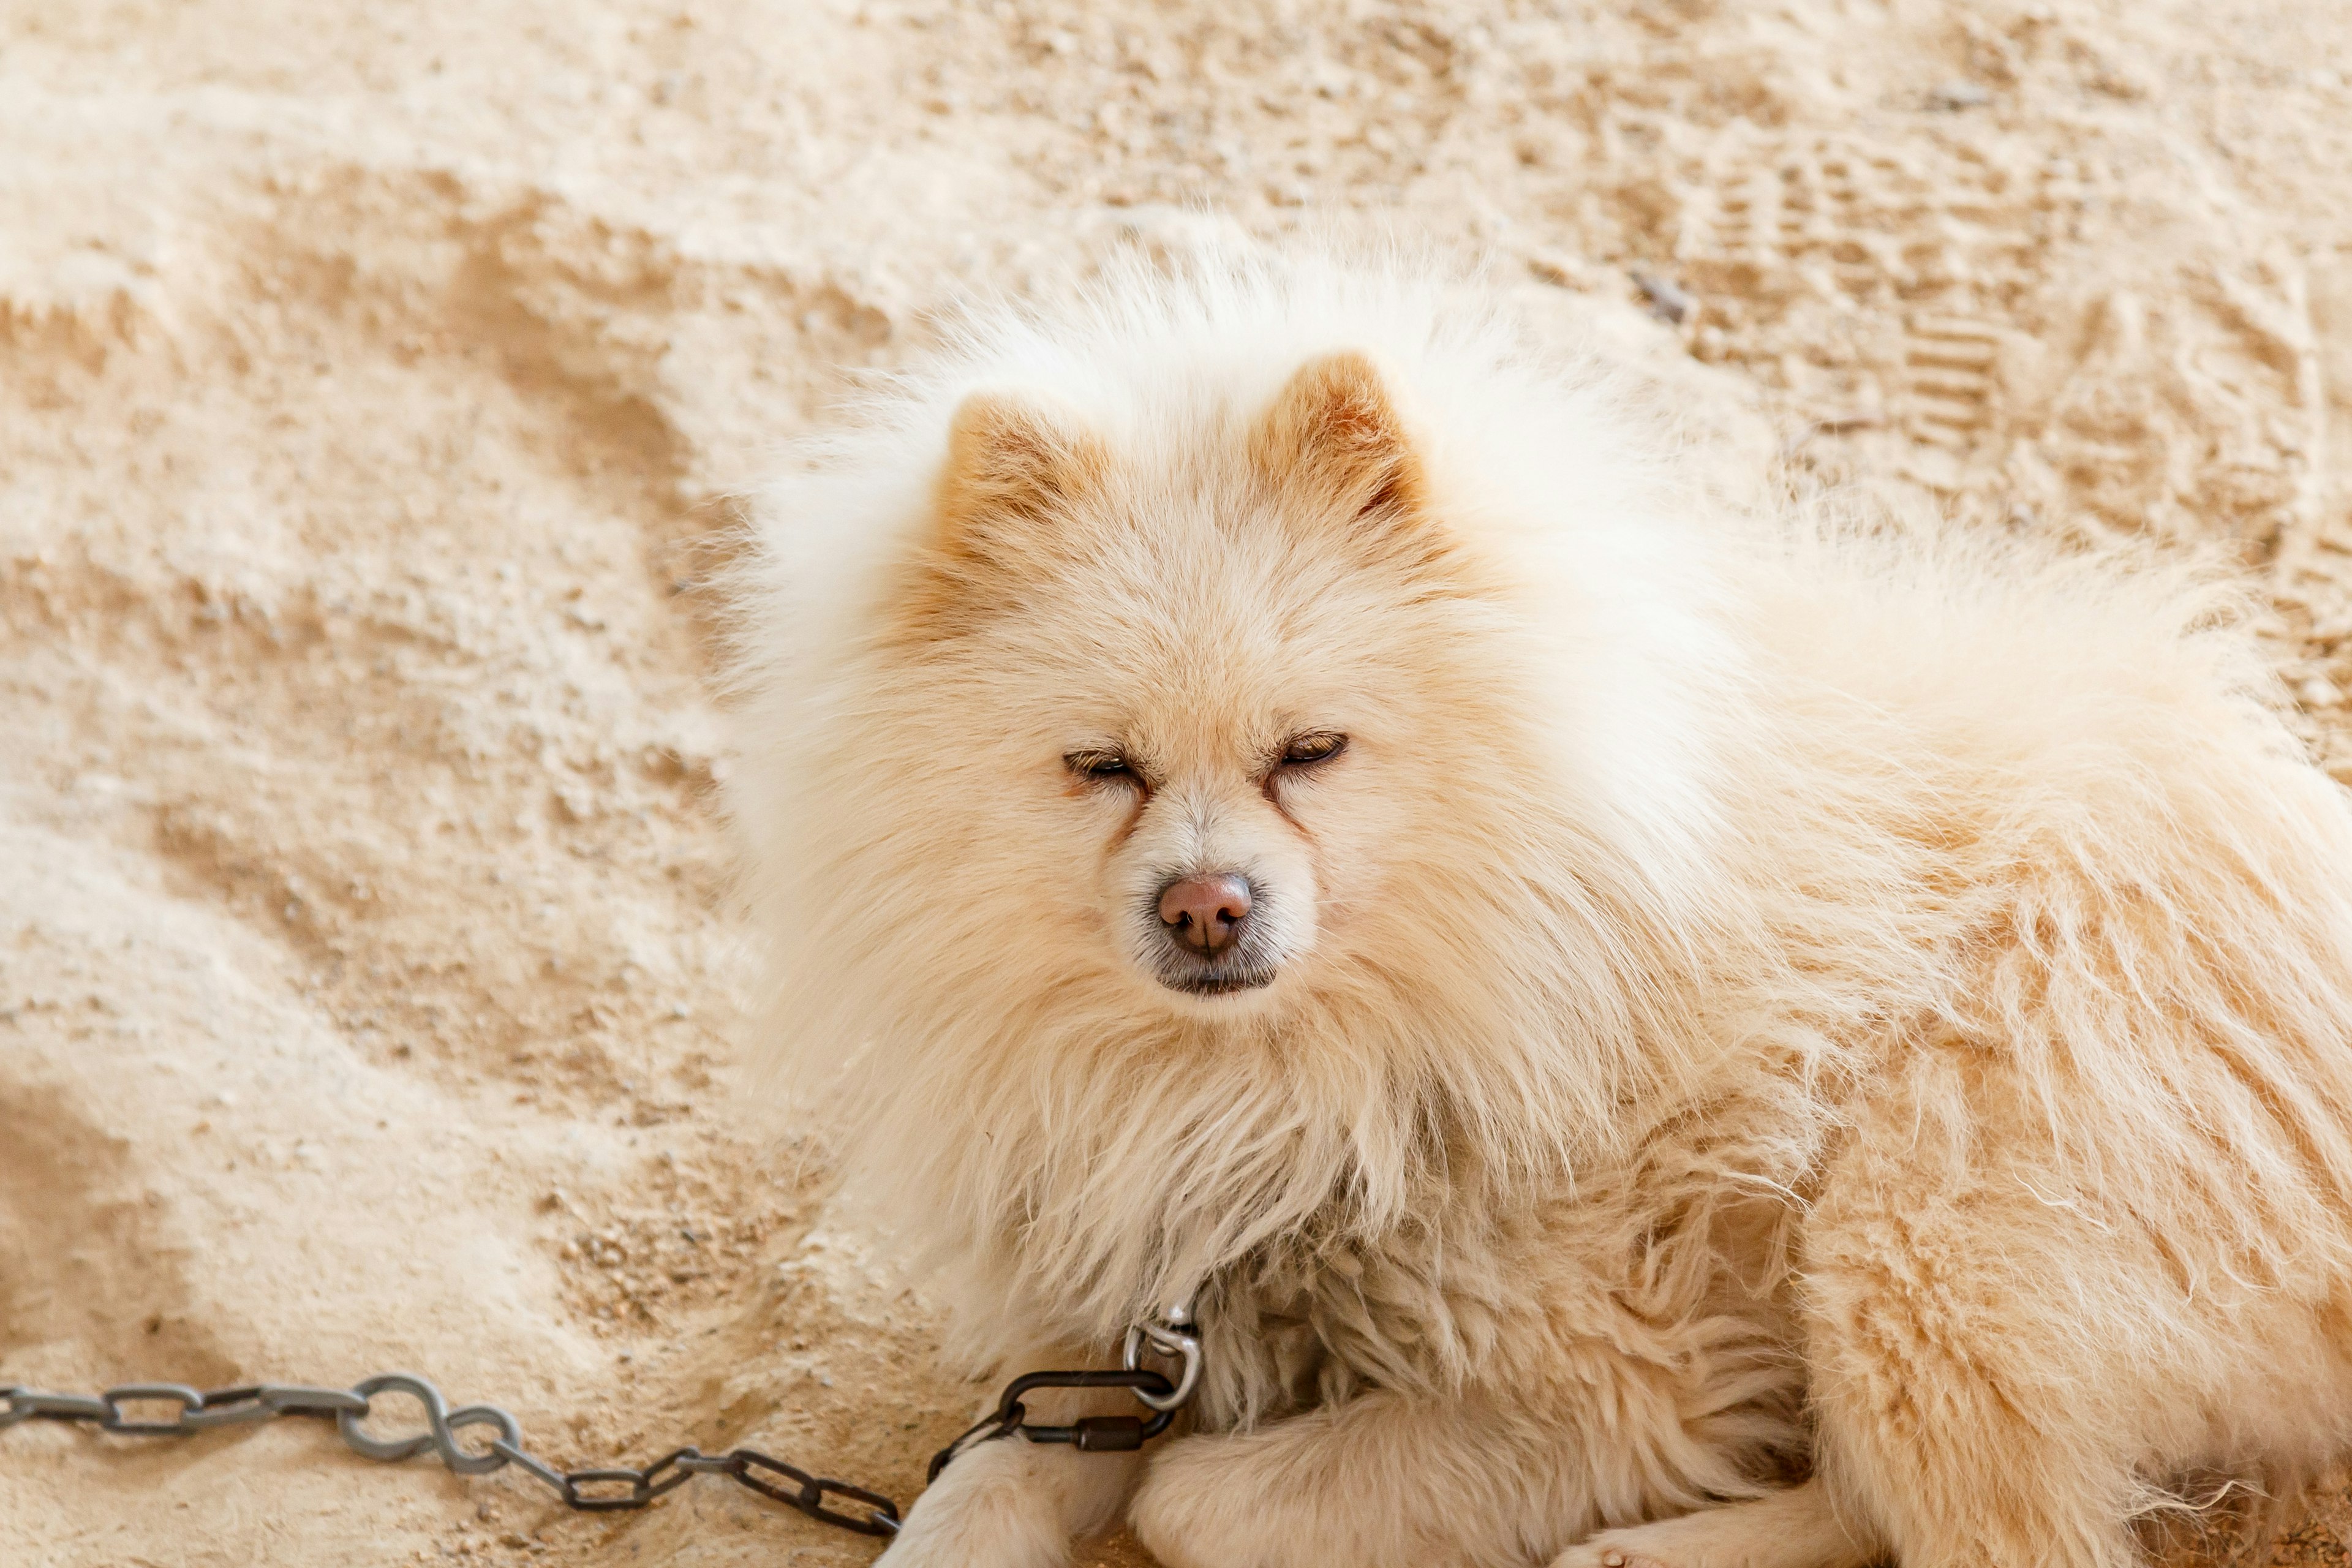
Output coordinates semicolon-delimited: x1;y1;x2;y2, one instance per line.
727;246;2352;1568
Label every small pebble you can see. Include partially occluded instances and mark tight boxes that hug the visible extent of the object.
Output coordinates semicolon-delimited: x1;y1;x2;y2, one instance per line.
1630;270;1692;324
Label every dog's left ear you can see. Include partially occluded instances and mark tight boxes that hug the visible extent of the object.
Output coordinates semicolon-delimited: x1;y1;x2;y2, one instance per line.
1250;351;1429;532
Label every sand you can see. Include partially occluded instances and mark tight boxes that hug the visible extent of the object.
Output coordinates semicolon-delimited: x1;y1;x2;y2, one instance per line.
7;1;2352;1564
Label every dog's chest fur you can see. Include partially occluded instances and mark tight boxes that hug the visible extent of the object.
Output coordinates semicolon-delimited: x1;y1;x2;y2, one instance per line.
1186;1116;1817;1446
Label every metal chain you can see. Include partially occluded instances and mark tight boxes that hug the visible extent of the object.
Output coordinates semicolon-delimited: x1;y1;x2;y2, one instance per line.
0;1300;1204;1543
0;1373;902;1536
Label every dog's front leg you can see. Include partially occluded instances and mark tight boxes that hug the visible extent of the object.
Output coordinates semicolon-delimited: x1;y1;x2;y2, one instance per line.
880;1382;1140;1568
1130;1389;1569;1568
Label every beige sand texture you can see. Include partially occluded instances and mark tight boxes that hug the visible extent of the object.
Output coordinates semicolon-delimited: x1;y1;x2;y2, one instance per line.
6;1;2352;1564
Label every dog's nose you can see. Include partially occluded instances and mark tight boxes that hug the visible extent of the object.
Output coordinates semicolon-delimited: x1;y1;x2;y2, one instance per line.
1158;873;1252;956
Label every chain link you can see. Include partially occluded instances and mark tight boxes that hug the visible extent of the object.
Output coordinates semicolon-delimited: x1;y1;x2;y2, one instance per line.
926;1300;1202;1482
0;1300;1205;1544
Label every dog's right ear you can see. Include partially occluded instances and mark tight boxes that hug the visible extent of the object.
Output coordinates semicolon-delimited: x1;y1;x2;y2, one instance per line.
907;389;1107;633
938;389;1106;535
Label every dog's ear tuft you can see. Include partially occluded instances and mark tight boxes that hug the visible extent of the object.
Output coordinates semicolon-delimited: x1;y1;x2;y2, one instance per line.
1251;350;1427;527
938;389;1106;539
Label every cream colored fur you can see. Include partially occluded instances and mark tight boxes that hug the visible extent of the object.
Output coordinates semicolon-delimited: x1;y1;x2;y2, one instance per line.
726;249;2352;1568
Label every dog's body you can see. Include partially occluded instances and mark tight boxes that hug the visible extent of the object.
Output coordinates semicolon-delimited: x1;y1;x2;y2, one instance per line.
733;253;2352;1568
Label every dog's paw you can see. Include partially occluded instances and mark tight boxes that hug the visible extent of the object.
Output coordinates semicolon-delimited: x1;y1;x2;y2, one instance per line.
870;1513;1007;1568
1550;1540;1675;1568
1126;1449;1221;1568
875;1509;1060;1568
870;1447;1073;1568
1128;1437;1288;1568
1548;1487;1864;1568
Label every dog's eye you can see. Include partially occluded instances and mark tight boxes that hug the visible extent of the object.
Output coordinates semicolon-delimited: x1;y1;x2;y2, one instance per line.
1065;749;1137;785
1279;733;1347;767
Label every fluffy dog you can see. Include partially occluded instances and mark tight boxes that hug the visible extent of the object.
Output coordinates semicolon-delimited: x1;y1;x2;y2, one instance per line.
728;250;2352;1568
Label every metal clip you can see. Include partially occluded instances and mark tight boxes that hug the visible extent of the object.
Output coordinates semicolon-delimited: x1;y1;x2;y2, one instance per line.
1120;1298;1202;1414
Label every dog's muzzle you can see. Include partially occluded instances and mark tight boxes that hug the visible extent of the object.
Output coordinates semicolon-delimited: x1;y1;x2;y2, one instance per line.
1145;872;1279;993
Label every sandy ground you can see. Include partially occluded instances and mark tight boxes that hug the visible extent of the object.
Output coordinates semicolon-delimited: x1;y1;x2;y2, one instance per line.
9;2;2352;1564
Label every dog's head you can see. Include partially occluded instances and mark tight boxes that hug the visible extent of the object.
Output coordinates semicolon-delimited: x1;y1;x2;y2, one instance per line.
868;348;1509;1021
744;298;1734;1061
